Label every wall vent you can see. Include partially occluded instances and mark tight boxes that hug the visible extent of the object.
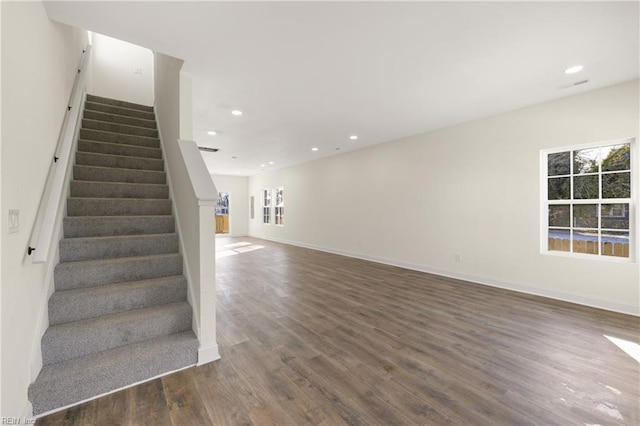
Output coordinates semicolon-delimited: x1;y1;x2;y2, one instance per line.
556;79;590;90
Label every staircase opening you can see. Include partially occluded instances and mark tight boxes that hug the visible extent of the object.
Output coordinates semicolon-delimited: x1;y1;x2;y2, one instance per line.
28;94;198;415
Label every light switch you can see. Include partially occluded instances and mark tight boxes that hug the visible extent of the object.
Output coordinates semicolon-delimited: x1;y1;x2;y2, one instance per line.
8;209;19;233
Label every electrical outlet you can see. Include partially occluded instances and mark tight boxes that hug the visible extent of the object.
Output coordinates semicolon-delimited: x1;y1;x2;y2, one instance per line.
455;253;461;262
134;67;143;75
8;209;19;233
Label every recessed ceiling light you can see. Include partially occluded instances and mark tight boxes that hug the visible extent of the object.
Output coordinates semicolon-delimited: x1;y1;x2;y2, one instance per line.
564;65;584;74
268;161;275;165
207;130;217;136
231;110;243;116
260;164;265;167
349;135;358;140
311;147;319;151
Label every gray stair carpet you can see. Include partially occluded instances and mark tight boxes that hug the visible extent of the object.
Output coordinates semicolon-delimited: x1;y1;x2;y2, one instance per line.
28;94;198;415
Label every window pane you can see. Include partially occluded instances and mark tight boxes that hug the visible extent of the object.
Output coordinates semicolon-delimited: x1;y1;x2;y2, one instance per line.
601;231;629;258
602;172;630;199
548;205;570;227
573;175;598;199
548;229;570;252
573;204;598;228
601;143;630;172
601;204;629;230
548;177;570;200
573;229;598;255
573;148;599;174
548;152;570;176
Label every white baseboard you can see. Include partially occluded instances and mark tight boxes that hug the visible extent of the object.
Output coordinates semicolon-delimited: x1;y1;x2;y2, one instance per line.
21;401;34;420
253;235;639;317
198;343;221;365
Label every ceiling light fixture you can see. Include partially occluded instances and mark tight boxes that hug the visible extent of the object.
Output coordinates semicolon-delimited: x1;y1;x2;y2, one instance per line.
311;147;319;151
207;131;217;135
231;110;243;116
349;135;358;140
564;65;584;74
268;161;275;165
260;164;265;167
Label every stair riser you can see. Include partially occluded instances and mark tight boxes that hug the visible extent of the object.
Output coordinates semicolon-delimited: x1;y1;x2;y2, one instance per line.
76;152;163;171
84;101;155;121
78;140;162;159
55;255;183;291
87;94;154;113
48;277;187;325
83;119;158;139
80;129;159;149
42;303;192;365
60;234;179;262
74;165;166;185
84;110;157;129
70;181;169;199
63;216;175;238
67;198;172;216
28;332;198;415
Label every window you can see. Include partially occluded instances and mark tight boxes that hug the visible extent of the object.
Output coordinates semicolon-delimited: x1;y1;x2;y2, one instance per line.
542;139;634;259
275;187;284;225
262;189;271;224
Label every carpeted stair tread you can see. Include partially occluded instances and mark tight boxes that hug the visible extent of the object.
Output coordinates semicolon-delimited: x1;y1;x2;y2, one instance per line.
67;197;172;216
60;233;178;262
54;253;182;291
83;110;157;129
42;301;192;365
78;139;162;159
48;275;188;325
80;128;159;149
84;101;155;121
87;94;154;113
75;151;164;171
29;331;198;415
70;180;168;200
63;215;175;238
74;165;166;184
82;118;158;138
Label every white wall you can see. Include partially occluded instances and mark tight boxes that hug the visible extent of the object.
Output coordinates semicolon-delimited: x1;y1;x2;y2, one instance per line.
154;52;219;364
211;175;249;237
249;80;639;315
91;33;154;106
1;1;87;416
180;72;193;140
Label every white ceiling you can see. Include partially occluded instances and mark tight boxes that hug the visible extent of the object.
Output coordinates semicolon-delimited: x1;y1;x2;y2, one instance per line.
44;1;639;176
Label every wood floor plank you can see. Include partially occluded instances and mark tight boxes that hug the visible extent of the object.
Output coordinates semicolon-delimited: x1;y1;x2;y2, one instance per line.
38;236;639;425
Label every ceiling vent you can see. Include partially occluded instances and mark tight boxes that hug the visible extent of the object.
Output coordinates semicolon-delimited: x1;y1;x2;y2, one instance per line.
198;147;219;153
556;79;590;90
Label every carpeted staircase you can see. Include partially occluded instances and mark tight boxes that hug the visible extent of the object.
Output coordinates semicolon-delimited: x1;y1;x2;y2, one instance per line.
28;94;198;415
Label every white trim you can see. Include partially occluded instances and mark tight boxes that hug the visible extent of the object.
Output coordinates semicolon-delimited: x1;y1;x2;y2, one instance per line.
32;363;196;419
155;119;200;339
253;235;640;317
21;402;34;421
198;343;221;365
30;95;86;384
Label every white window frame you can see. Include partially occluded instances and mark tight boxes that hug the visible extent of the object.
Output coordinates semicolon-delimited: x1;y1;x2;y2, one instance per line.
540;137;636;262
274;187;284;226
262;188;271;225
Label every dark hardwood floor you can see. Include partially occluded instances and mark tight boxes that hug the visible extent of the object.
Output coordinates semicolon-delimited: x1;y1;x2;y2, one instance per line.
38;236;639;425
